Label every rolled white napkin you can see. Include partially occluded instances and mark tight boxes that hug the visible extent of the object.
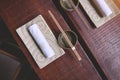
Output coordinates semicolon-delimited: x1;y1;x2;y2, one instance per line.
92;0;112;16
28;24;55;58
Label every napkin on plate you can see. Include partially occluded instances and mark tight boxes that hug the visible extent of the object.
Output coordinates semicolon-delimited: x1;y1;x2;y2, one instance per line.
28;24;55;58
92;0;112;16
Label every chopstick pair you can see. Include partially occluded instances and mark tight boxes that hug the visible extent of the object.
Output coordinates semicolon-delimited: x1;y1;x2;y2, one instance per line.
48;10;82;61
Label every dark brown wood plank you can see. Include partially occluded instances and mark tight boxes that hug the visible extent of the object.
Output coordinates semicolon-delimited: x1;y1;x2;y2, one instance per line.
55;1;120;80
0;0;101;80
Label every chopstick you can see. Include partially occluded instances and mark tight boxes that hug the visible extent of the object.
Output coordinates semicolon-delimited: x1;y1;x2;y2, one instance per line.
69;0;90;28
48;10;82;61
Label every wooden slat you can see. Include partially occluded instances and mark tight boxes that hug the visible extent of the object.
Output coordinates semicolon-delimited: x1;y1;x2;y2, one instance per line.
57;0;120;80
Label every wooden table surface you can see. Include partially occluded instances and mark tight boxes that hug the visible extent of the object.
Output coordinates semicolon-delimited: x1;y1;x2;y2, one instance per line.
0;0;112;80
53;0;120;80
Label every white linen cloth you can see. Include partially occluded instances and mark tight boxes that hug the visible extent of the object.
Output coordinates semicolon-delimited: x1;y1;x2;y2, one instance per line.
28;24;55;58
92;0;112;16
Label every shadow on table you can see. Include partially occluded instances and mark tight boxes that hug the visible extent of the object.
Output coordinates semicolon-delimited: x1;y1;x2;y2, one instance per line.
0;17;40;80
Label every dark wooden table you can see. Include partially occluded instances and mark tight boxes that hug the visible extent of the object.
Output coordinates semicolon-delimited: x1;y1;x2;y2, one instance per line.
53;1;120;80
0;0;105;80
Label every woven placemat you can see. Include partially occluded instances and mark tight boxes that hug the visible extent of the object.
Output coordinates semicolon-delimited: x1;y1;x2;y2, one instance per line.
79;0;120;28
16;15;65;69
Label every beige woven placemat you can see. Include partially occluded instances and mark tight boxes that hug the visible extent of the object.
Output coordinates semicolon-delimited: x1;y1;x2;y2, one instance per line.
16;15;65;69
79;0;120;28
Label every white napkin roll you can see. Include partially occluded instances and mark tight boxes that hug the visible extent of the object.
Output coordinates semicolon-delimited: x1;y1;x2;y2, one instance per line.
28;24;55;58
92;0;112;16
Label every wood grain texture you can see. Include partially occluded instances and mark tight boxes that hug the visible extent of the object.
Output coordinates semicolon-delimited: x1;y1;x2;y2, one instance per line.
113;0;120;9
0;0;101;80
57;0;120;80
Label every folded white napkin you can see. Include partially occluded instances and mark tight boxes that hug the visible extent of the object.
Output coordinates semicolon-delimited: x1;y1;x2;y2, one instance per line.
92;0;112;16
28;24;55;58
